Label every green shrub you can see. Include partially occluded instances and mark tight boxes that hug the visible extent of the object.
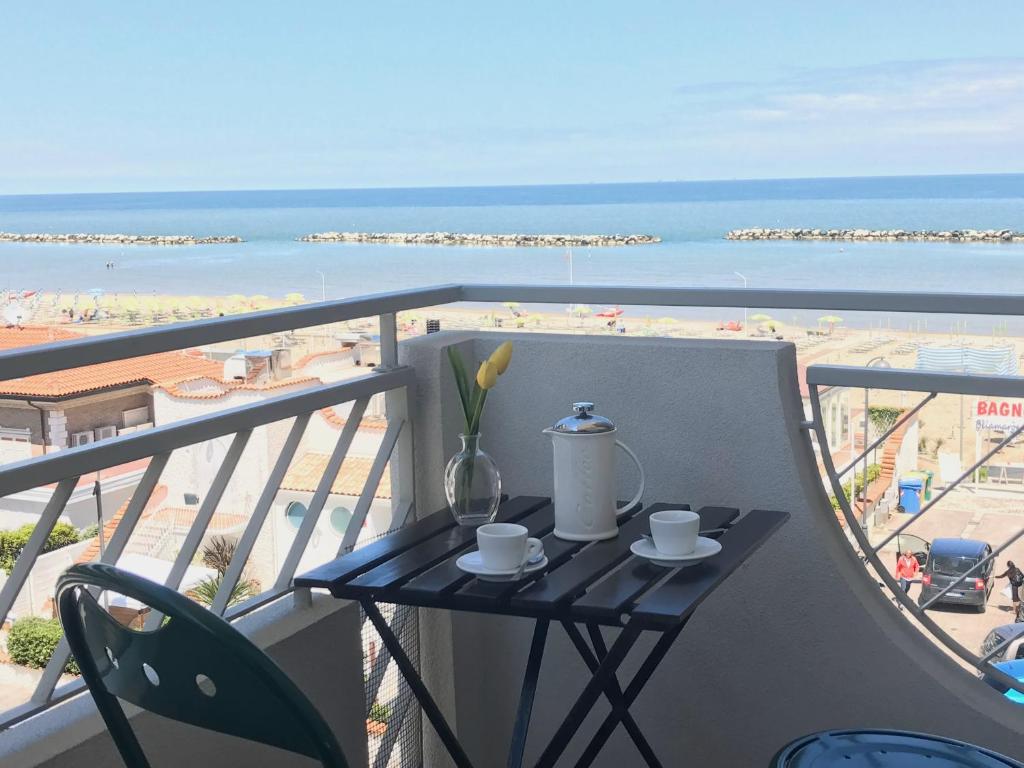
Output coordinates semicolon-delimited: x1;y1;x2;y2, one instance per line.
79;523;99;539
828;463;882;512
7;617;80;675
0;522;81;574
368;701;391;723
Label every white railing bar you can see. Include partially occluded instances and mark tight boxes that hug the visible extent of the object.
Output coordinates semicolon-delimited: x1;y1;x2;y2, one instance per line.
32;453;171;703
872;421;1024;555
143;430;252;630
0;679;88;732
835;392;937;479
807;365;1024;398
7;284;1024;383
387;377;417;515
0;478;78;624
0;367;414;498
379;312;399;369
273;399;369;589
919;527;1024;610
223;585;294;621
212;414;311;614
0;284;461;380
387;500;415;533
339;419;404;556
459;284;1024;315
809;386;1024;695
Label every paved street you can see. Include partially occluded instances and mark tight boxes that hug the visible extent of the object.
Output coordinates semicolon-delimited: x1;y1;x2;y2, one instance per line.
869;485;1024;662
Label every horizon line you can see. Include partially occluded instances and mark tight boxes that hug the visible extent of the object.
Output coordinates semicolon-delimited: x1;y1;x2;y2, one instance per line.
2;170;1023;200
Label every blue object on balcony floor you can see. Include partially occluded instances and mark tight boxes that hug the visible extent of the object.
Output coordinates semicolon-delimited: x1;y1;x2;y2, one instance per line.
56;563;350;768
773;729;1024;766
297;496;789;768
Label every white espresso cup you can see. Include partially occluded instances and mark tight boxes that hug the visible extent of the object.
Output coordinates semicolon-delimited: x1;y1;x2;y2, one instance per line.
649;509;700;556
477;523;543;571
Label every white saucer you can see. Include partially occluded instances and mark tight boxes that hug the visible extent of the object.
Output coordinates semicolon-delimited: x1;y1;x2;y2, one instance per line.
456;551;548;582
629;536;722;567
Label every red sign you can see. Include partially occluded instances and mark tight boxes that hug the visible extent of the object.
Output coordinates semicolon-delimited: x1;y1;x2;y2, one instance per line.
976;401;1024;417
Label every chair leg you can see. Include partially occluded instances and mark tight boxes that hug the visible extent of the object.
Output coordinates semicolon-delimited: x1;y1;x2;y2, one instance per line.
89;688;152;768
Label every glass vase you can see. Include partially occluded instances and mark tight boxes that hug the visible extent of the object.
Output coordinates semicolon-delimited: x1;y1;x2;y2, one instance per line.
444;433;501;526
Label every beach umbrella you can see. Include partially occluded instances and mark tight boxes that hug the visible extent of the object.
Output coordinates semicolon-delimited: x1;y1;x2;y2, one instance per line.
502;301;520;311
819;314;844;334
595;306;625;318
750;313;773;323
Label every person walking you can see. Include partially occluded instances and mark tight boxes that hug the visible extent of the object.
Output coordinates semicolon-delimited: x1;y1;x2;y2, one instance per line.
995;560;1023;619
896;550;920;596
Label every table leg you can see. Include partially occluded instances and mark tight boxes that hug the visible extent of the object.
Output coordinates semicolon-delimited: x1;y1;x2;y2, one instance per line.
573;621;687;768
533;620;643;768
576;623;662;768
507;619;550;768
362;600;475;768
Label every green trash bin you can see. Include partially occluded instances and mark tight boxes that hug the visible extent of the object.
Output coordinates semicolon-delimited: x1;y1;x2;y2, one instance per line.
905;470;933;501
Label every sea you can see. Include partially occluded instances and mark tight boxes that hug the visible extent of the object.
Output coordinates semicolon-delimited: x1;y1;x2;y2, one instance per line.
1;173;1023;331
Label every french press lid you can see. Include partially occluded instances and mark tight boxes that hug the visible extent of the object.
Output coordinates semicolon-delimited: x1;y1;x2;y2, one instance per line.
549;402;616;434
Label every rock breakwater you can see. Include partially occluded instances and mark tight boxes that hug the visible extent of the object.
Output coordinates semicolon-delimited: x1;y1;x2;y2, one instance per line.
725;228;1024;243
0;232;243;245
298;231;660;247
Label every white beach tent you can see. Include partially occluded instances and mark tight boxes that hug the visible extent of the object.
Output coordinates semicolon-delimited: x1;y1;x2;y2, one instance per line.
915;346;1018;376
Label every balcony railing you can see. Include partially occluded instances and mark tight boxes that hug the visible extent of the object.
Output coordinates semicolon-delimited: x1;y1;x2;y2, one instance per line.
2;283;1024;738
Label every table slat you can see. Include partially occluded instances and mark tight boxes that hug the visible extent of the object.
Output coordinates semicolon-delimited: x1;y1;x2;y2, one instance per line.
401;502;557;599
570;506;735;622
344;497;550;592
510;510;660;612
295;505;462;594
630;509;789;628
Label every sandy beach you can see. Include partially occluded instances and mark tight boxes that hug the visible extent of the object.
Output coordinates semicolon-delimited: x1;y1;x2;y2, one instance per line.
14;289;1024;473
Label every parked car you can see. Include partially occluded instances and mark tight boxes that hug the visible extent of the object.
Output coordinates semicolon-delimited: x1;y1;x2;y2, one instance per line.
981;623;1024;665
917;538;994;612
983;659;1024;705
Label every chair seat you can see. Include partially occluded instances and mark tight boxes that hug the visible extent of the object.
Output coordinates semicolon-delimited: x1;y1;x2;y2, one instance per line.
773;729;1024;767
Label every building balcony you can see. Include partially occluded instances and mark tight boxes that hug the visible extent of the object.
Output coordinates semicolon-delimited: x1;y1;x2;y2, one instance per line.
0;284;1021;767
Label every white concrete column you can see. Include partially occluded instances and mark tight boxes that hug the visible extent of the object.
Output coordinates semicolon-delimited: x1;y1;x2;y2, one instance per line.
46;409;67;451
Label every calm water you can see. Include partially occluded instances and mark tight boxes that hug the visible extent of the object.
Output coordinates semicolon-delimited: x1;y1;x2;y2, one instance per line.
1;174;1023;329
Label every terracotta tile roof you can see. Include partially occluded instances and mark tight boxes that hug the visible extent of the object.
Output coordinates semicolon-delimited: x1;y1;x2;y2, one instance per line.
320;406;388;432
280;452;391;498
149;506;248;533
0;326;81;349
0;327;223;398
76;485;169;563
160;374;320;400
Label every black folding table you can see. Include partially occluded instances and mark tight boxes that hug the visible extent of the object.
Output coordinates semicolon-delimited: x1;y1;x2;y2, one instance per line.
297;496;788;768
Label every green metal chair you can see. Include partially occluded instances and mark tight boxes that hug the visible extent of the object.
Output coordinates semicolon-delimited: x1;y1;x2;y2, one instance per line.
56;563;349;768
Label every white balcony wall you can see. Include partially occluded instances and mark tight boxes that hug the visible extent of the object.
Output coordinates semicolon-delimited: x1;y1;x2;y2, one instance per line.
401;332;1024;768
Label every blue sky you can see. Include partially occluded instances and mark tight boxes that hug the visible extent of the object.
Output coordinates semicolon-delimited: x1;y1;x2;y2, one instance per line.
2;1;1023;193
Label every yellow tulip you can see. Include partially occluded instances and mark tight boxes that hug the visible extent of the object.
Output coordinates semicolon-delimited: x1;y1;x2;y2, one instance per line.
488;341;513;375
476;360;497;390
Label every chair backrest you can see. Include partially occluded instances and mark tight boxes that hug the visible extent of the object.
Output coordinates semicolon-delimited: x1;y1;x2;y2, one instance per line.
56;563;349;768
